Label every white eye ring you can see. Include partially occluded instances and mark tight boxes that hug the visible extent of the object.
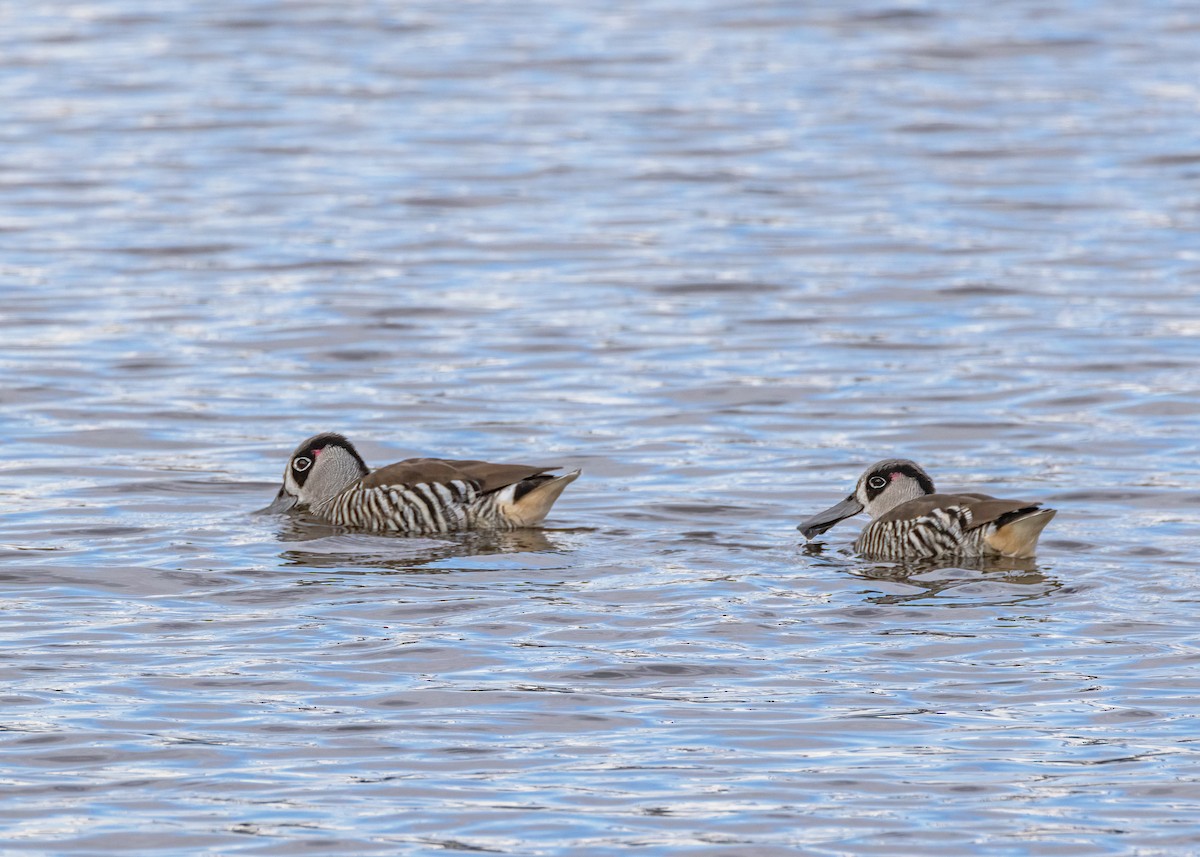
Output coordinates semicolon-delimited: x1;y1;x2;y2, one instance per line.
867;475;887;490
293;456;312;473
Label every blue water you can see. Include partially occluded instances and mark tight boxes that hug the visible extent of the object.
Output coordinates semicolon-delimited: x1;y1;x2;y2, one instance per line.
3;1;1200;854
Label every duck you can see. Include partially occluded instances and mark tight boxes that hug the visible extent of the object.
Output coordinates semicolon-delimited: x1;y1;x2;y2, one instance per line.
264;432;580;534
797;459;1055;559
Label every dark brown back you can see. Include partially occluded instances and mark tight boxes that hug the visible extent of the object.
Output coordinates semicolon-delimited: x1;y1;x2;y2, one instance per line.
875;492;1041;528
360;457;557;494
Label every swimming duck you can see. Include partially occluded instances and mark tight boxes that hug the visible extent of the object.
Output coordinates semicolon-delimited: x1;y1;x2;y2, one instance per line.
797;459;1055;559
265;432;580;534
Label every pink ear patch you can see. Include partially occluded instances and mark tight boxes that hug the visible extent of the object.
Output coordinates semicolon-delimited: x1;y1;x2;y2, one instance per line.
890;471;902;481
313;447;323;457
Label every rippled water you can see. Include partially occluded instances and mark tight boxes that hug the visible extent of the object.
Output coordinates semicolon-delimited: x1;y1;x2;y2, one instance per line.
4;1;1200;854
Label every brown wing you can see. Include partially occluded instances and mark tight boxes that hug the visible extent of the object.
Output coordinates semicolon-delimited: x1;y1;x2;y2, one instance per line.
876;492;1042;528
360;457;559;494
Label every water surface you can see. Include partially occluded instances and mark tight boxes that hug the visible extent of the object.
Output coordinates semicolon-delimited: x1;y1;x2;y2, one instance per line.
3;1;1200;854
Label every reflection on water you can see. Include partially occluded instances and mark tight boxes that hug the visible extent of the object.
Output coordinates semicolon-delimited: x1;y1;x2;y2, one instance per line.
2;0;1200;854
277;526;569;570
848;559;1059;607
802;542;1060;606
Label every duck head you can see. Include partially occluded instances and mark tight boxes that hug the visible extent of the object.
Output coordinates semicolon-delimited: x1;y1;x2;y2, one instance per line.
797;459;935;540
264;432;370;513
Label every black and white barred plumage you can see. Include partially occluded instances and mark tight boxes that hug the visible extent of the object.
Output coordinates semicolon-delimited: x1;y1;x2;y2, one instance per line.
315;479;477;533
854;504;977;558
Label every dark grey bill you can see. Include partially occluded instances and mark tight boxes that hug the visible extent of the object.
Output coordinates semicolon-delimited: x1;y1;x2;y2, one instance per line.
257;487;298;515
797;495;864;540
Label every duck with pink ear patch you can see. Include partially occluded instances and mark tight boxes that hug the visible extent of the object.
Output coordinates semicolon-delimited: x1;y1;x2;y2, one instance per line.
798;459;1055;559
264;432;580;534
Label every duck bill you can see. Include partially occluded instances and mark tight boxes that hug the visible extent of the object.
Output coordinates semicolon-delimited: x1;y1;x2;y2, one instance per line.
258;487;298;515
797;495;864;540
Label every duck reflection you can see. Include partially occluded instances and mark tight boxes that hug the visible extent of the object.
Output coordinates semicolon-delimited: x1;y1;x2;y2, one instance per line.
273;515;569;571
804;542;1060;605
853;556;1059;605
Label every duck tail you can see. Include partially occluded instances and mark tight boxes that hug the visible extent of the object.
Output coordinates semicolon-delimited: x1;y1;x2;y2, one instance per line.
984;507;1056;558
503;469;581;527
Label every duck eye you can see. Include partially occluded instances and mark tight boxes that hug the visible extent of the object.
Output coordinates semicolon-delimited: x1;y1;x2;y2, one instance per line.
867;475;887;490
293;456;312;473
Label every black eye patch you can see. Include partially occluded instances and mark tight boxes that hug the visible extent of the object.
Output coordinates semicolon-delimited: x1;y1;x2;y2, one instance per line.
864;472;891;499
291;453;316;487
